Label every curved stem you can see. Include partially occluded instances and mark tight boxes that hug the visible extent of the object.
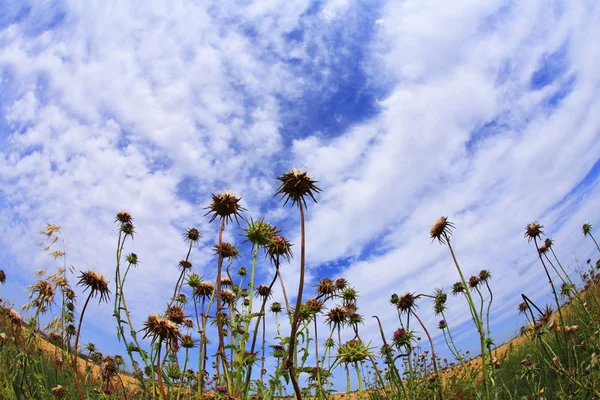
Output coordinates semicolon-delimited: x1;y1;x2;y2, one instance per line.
73;292;93;400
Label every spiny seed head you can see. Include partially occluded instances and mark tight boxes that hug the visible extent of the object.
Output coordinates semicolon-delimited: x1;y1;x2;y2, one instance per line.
335;278;348;291
341;287;359;304
538;244;549;255
115;212;133;225
220;289;236;305
181;334;198;349
433;288;447;315
468;275;480;289
0;269;6;284
430;217;455;245
238;267;248;277
478;270;492;283
178;260;193;271
451;282;465;295
583;223;592;237
305;298;325;314
348;313;364;327
204;191;245;225
326;307;347;326
126;253;138;265
183;319;194;329
539;305;553;325
336;339;373;364
544;238;554;248
214;242;240;259
243;218;277;247
316;278;336;297
270;302;283;314
77;270;110;303
65;288;76;300
142;313;181;344
518;302;528;314
397;293;417;314
266;235;293;263
187;273;201;289
194;281;215;298
255;285;272;299
184;228;201;244
51;384;66;398
275;168;321;208
220;276;233;287
525;221;544;242
166;305;187;325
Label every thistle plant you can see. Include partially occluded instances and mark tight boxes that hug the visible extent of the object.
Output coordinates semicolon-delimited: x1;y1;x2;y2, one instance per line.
73;270;110;400
275;167;320;400
583;223;600;252
430;217;492;399
205;190;245;392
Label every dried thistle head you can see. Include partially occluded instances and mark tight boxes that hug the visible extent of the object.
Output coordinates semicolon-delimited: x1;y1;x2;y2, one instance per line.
0;269;6;285
316;278;336;297
178;260;193;271
539;305;553;325
214;242;240;259
243;218;277;247
142;313;181;344
397;292;417;314
266;235;293;263
326;306;348;327
220;289;236;305
166;305;188;325
430;217;455;245
115;212;133;225
204;191;245;225
194;281;215;298
305;298;325;314
583;223;592;237
77;270;110;303
335;278;348;291
184;228;201;244
525;222;544;242
255;285;272;299
51;384;66;398
275;168;321;208
451;282;465;296
220;276;233;287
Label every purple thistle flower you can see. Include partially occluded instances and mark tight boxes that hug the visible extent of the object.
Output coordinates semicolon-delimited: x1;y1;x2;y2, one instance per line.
215;385;227;393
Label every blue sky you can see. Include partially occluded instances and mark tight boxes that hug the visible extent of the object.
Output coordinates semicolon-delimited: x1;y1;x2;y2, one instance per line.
1;0;600;393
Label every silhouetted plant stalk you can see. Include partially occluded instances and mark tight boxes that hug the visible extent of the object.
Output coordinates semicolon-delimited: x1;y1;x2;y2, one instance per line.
526;222;571;368
583;223;600;252
73;270;110;400
430;217;492;399
275;168;320;400
205;190;245;394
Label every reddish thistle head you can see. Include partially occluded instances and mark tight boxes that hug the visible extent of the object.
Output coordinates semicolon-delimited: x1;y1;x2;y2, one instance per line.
204;191;245;225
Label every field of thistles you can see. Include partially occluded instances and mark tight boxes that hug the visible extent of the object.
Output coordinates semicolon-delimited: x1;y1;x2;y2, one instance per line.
1;169;600;399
